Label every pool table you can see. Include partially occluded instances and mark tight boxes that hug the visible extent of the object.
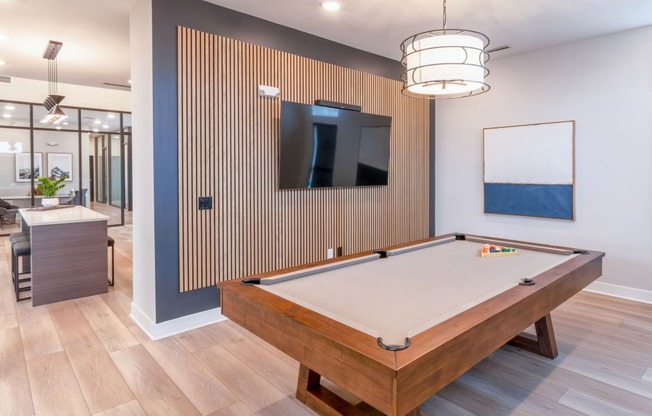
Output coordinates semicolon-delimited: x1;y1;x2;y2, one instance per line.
219;233;604;416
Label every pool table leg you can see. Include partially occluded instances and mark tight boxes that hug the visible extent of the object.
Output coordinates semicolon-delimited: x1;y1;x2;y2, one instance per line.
508;313;559;359
296;364;355;416
296;363;422;416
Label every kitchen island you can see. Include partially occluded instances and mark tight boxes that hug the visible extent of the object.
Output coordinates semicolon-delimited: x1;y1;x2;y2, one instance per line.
19;206;109;306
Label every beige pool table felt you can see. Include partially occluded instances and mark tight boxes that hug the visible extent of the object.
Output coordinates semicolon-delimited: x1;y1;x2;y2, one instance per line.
259;239;578;345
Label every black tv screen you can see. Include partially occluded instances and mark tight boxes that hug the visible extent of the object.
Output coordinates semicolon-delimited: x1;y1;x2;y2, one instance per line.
279;101;392;189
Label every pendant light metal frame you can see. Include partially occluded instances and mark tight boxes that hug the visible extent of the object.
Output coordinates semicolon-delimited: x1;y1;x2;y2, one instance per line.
400;1;491;99
40;40;68;124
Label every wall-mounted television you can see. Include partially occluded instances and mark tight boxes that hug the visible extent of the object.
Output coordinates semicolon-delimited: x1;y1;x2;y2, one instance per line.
279;101;392;190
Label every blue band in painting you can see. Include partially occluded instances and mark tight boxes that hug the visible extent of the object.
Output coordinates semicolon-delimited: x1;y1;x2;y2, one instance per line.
484;183;573;220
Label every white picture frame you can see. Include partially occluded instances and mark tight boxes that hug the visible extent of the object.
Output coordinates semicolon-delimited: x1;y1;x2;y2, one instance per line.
483;121;575;220
47;152;73;182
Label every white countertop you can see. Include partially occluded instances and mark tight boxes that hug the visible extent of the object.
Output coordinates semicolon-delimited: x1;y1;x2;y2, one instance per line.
19;206;109;226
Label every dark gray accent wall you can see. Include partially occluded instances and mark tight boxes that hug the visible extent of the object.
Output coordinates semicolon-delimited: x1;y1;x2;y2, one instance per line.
151;0;435;322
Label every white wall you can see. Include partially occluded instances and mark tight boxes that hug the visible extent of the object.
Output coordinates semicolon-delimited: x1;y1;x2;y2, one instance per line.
0;77;131;111
435;25;652;300
129;0;157;332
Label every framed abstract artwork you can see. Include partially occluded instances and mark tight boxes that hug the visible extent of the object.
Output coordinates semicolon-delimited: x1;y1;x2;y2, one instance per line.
483;121;575;220
47;152;73;182
15;152;43;182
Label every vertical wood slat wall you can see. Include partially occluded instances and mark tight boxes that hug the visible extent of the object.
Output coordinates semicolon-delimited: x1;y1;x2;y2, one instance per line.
177;26;430;292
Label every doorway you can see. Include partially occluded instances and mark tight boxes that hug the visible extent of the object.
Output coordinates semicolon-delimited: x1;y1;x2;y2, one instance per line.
90;131;132;226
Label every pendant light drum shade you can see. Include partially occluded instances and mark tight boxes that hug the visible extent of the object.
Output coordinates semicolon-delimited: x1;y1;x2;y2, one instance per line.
401;29;490;99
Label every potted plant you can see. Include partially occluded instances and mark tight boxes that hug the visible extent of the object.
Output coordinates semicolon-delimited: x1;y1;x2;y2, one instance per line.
36;175;68;207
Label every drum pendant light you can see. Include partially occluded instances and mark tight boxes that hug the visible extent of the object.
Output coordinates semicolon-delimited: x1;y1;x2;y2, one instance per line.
401;0;490;99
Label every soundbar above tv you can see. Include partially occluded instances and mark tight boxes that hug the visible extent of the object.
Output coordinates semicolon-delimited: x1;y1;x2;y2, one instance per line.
278;101;392;190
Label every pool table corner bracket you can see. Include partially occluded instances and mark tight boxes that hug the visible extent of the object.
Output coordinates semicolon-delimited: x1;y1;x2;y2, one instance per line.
519;277;535;286
377;337;412;351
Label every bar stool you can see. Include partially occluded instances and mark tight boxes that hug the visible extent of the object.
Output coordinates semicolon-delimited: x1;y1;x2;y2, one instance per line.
108;236;115;286
11;240;31;302
9;233;30;280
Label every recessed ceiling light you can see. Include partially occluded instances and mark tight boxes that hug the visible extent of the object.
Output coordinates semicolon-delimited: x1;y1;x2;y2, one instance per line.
92;128;99;132
56;126;62;130
107;113;116;119
321;1;340;11
2;113;11;118
94;119;101;124
4;105;15;110
0;60;5;65
62;122;69;125
102;124;109;129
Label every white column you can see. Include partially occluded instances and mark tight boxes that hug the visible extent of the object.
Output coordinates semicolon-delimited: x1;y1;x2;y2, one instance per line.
129;0;157;332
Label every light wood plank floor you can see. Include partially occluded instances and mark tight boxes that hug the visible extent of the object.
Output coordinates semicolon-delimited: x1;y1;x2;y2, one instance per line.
1;227;651;416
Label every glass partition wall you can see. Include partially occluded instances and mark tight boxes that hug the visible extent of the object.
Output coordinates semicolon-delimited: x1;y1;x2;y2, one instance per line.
0;99;132;234
86;111;132;226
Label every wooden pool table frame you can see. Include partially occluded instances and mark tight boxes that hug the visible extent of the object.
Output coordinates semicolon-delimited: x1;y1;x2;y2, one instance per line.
219;233;605;416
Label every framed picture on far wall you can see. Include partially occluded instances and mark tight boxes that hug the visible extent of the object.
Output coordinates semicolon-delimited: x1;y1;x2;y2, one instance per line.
47;152;73;182
15;152;43;182
483;120;575;220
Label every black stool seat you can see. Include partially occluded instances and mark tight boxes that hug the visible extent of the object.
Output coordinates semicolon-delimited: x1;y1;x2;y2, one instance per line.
11;240;31;302
12;240;31;256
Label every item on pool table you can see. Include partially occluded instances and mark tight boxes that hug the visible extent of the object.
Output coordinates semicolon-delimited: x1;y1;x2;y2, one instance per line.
480;243;518;258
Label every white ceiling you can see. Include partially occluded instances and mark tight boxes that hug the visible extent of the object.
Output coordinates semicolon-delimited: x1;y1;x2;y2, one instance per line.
1;0;652;90
0;0;135;90
206;0;652;60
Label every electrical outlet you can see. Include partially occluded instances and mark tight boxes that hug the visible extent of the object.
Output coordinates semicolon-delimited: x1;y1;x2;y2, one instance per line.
327;248;334;259
198;196;213;210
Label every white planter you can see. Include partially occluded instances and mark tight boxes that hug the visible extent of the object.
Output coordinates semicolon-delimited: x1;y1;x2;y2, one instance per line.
42;197;60;208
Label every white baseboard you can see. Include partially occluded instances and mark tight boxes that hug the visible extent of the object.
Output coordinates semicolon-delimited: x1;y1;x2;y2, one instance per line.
584;282;652;305
130;303;228;340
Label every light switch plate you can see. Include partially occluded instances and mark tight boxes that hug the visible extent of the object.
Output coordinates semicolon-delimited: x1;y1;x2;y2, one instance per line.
198;197;213;210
